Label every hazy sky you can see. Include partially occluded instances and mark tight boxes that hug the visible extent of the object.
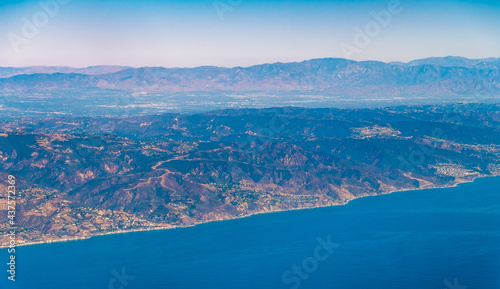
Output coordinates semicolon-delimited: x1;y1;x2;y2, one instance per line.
0;0;499;67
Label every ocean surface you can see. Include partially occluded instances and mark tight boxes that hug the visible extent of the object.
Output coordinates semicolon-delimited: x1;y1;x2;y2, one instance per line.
2;176;500;289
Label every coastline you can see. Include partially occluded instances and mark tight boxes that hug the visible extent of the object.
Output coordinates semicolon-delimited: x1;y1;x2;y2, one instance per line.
2;174;499;250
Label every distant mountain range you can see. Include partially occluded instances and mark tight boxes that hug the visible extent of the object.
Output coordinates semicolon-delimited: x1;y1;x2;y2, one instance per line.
1;56;499;96
0;65;131;78
403;56;500;69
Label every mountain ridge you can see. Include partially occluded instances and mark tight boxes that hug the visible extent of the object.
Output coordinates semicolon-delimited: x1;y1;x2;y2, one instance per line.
3;56;500;72
1;57;499;95
1;104;499;246
0;65;132;78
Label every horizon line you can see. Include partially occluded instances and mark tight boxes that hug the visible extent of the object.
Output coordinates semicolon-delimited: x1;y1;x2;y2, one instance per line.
3;56;500;70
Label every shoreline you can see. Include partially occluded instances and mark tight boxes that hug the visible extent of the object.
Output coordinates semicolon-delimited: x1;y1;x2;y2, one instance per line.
2;174;499;249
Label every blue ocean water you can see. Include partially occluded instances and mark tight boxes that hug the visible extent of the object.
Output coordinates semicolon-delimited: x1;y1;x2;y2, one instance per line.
2;176;500;289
